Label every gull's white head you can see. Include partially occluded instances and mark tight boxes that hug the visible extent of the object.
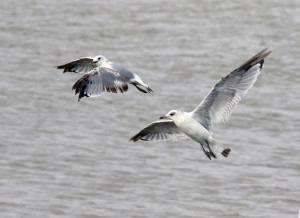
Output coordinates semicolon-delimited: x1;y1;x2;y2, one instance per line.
160;110;185;123
93;55;108;66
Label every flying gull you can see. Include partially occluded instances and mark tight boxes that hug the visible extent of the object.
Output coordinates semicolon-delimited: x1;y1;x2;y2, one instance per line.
56;55;153;101
130;48;272;159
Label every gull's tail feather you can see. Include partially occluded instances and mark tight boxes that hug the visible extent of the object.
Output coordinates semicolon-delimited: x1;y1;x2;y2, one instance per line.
132;83;153;94
147;86;154;93
221;148;231;157
208;139;231;158
131;74;153;94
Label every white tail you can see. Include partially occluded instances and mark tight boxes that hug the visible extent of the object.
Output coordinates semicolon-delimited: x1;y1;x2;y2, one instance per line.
210;139;231;158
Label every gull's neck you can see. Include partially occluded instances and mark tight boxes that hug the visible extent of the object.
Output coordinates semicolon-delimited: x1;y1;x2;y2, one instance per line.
172;111;189;126
100;60;110;68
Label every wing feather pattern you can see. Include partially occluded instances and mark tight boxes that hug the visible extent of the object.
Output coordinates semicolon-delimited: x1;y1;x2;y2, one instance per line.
56;57;97;73
130;120;189;142
72;67;129;101
191;48;271;131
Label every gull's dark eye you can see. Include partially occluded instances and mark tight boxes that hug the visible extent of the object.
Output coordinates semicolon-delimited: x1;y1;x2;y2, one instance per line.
170;112;175;116
98;57;101;60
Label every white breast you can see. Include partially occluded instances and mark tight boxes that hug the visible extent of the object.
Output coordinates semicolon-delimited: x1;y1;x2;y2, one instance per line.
176;114;212;142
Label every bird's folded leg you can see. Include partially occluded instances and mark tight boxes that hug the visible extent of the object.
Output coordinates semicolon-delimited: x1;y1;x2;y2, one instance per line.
201;145;212;160
204;140;217;159
205;152;212;160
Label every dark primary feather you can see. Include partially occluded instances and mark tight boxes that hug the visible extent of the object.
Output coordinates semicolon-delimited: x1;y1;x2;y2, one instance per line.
233;48;271;72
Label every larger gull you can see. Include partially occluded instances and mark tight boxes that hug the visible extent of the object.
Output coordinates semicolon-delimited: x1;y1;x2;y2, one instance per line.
56;55;153;101
130;48;271;159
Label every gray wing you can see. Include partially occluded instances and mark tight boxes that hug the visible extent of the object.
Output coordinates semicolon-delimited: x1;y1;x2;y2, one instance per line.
106;62;135;79
191;48;272;131
130;119;189;142
72;67;130;101
56;57;97;73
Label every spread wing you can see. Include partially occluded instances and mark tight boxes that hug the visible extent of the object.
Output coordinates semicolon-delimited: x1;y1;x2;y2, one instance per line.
72;67;130;101
130;119;189;142
56;57;97;73
191;48;272;131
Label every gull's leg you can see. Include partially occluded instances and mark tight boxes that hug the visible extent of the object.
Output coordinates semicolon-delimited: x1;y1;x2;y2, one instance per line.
205;151;212;160
200;144;212;160
205;140;217;159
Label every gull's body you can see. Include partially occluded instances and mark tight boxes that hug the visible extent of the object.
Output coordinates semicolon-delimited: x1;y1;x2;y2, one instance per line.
130;48;271;159
56;55;153;101
177;114;211;143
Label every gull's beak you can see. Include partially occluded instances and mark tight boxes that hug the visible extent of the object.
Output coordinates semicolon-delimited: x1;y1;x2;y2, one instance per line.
93;61;98;64
159;115;167;119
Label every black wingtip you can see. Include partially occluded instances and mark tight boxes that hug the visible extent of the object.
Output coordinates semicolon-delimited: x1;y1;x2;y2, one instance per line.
129;135;140;142
234;48;272;73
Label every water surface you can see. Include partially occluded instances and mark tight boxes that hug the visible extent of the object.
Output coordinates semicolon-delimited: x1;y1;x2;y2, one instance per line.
0;1;299;217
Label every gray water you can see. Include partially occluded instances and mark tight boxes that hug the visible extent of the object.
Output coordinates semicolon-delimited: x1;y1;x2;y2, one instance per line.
0;0;299;217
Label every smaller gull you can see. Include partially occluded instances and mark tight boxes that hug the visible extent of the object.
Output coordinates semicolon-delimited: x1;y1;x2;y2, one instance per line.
56;55;153;101
130;48;272;160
